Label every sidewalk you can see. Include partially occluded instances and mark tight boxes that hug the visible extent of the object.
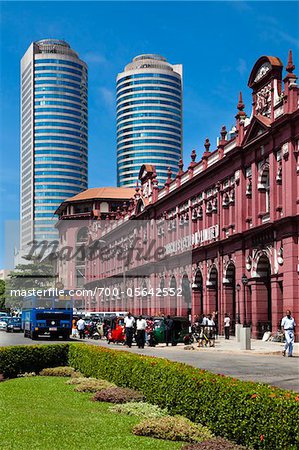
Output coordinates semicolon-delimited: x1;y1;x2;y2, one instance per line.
156;336;299;355
81;335;299;356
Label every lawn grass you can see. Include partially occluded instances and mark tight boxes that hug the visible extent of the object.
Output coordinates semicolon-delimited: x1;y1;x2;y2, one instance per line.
0;377;181;450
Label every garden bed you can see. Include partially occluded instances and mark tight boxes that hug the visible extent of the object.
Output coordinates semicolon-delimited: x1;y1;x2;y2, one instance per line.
0;376;180;450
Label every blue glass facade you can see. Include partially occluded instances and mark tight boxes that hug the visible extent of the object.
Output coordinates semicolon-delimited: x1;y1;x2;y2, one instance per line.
116;55;182;187
20;40;88;248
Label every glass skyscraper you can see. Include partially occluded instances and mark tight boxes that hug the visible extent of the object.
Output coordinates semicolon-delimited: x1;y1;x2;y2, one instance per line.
20;39;88;251
116;54;182;187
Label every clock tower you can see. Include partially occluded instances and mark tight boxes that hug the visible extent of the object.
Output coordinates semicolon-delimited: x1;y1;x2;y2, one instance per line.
248;55;283;122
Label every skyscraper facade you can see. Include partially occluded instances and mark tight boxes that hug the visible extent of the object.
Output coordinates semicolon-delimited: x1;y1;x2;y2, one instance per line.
20;39;88;250
116;54;182;187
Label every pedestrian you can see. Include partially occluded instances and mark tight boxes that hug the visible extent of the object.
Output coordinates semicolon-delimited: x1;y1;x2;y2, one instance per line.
77;317;86;339
103;319;109;338
146;316;155;346
124;312;135;348
165;315;174;346
198;314;209;347
71;318;78;337
202;313;208;326
136;315;147;349
281;310;296;357
212;311;219;338
207;314;215;347
224;313;230;340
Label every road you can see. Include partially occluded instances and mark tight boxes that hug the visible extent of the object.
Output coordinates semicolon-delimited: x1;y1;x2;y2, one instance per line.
1;331;298;392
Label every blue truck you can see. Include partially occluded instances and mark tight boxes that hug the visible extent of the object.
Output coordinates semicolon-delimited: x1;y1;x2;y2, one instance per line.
22;294;73;340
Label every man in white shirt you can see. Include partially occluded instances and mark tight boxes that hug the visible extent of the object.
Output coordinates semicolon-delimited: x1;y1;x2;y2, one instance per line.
207;314;215;347
136;315;147;349
124;312;135;348
224;313;231;340
281;310;296;357
77;317;86;339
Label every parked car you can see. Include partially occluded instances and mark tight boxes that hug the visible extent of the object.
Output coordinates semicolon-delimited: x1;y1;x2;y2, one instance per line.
0;320;8;330
6;317;22;333
0;316;11;329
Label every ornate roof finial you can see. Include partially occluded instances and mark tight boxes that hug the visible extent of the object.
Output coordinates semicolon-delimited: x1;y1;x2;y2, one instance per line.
286;49;295;74
176;158;184;180
204;138;211;155
191;149;196;163
165;167;172;188
237;91;245;111
220;125;227;142
189;149;197;170
236;91;246;122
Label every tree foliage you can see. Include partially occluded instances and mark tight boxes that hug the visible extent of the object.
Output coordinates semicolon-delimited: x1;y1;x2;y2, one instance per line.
5;258;56;308
0;280;5;309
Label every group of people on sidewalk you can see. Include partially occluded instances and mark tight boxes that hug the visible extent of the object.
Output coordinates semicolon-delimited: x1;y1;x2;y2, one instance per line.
124;313;156;348
191;309;296;356
191;312;219;347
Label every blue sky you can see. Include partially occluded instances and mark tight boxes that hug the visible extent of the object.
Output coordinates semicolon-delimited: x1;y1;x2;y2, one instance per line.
0;1;298;267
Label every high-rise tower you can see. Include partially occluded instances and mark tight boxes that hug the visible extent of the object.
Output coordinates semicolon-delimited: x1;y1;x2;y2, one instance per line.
116;54;182;187
20;39;88;251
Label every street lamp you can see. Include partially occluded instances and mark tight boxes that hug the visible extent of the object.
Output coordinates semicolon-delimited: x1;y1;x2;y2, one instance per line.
236;283;241;324
241;274;249;326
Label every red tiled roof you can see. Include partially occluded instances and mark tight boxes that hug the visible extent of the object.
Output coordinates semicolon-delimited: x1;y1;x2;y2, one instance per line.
55;187;136;215
66;187;136;202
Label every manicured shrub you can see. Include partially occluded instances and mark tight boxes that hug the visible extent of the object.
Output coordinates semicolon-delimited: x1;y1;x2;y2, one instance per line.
39;366;75;377
66;377;92;385
0;344;69;378
17;372;36;377
181;437;247;450
109;401;168;419
92;387;144;404
70;370;84;378
73;378;115;393
133;416;213;443
68;344;299;450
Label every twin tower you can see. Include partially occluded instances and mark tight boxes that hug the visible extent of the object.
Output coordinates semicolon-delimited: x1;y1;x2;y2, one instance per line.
20;40;182;249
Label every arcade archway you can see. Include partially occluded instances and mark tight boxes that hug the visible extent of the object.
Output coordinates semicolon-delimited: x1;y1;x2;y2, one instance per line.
256;254;272;332
182;273;191;317
224;263;236;319
169;275;177;316
193;269;204;316
207;265;218;313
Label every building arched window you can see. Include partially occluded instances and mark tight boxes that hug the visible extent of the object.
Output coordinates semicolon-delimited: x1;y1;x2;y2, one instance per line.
258;166;270;219
75;226;88;287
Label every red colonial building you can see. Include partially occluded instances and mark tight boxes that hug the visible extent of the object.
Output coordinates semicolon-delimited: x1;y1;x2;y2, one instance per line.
56;53;299;338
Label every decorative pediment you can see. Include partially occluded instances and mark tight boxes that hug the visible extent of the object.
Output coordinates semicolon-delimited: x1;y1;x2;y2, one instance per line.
242;116;270;146
248;55;283;89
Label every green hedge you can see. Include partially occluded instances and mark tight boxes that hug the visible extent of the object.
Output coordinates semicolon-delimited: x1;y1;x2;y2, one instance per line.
68;344;299;450
0;344;69;378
